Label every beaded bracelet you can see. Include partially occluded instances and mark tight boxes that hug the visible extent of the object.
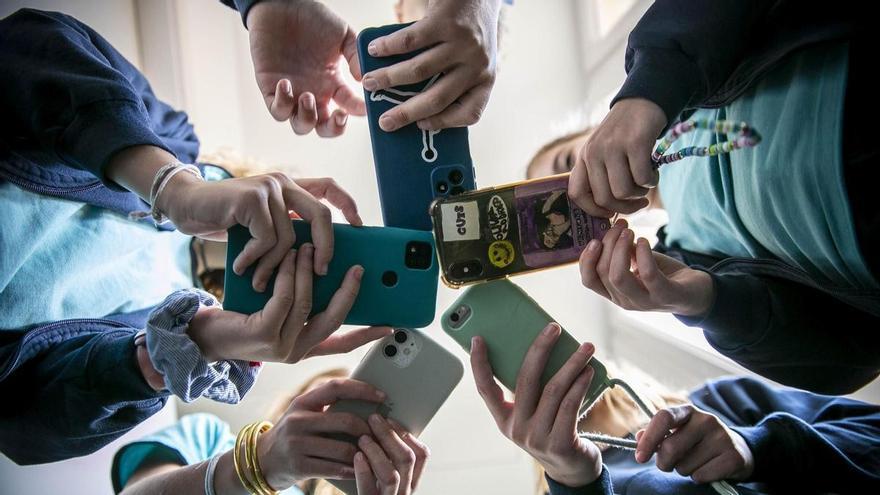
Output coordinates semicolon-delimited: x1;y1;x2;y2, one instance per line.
652;119;762;167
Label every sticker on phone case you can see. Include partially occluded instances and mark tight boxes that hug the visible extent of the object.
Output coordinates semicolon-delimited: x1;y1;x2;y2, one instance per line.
515;180;593;268
440;201;480;241
488;240;515;268
486;195;510;241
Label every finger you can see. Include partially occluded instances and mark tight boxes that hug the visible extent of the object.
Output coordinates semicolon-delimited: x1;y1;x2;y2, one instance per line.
298;265;363;350
257;249;297;324
334;82;366;116
316;108;350;138
251;182;295;292
608;229;648;303
232;199;276;275
301;411;373;438
636;405;694;463
294;378;386;411
355;451;378;495
367;21;437;57
596;219;627;290
635;237;672;295
363;44;453;92
268;79;296;121
514;323;562;421
378;68;473;132
416;81;492;130
342;27;363;82
568;152;613;218
469;336;513;427
358;435;400;495
605;151;649;200
300;457;356;481
627;146;660;188
388;421;429;492
368;415;415;493
277;181;333;275
298;435;359;464
306;326;394;357
291;92;318;135
532;342;595;436
673;437;722;476
277;243;313;359
579;239;611;299
295;177;363;226
655;421;709;473
551;365;596;440
690;453;732;484
587;157;647;214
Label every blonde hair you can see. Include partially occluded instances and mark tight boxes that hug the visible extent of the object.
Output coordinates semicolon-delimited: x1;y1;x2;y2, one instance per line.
534;364;687;495
197;147;285;178
264;368;351;495
526;127;595;179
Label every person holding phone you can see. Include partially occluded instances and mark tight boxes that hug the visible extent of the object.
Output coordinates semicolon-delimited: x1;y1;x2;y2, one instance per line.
470;327;880;494
0;9;389;465
556;1;880;395
112;369;429;495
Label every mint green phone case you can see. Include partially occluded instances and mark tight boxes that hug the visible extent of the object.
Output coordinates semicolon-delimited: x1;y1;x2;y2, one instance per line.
440;279;611;413
223;221;439;328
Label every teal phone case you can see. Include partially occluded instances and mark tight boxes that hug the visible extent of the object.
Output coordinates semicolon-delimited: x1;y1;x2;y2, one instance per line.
441;279;611;412
223;221;439;328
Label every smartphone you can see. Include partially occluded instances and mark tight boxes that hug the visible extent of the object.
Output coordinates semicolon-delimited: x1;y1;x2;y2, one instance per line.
328;328;463;494
223;221;439;328
429;173;612;288
440;279;610;414
358;23;476;231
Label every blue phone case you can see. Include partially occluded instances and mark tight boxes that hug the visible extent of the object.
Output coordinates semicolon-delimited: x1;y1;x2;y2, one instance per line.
223;221;440;328
358;23;477;231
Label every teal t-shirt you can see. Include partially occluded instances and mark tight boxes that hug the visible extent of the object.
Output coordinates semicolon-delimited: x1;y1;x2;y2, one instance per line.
0;183;192;330
113;413;305;494
659;42;878;289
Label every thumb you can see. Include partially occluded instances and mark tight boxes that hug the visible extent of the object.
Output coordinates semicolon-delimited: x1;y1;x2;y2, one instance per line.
634;238;673;296
343;27;362;81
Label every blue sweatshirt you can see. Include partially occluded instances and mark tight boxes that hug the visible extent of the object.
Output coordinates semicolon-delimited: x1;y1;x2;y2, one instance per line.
547;377;880;495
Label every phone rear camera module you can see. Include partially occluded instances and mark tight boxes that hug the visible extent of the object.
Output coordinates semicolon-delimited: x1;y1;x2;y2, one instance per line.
448;304;471;329
382;270;398;287
405;241;433;270
394;330;408;343
384;345;398;357
448;169;464;185
449;260;483;280
436;181;449;194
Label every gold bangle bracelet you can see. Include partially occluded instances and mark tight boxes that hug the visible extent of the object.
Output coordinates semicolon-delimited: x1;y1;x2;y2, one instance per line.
234;422;261;494
249;421;278;495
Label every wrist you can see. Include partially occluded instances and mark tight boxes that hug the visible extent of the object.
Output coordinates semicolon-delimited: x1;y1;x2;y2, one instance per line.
256;427;290;491
135;340;165;391
544;457;603;488
186;305;226;362
612;98;667;134
105;145;178;201
675;270;715;317
152;169;202;225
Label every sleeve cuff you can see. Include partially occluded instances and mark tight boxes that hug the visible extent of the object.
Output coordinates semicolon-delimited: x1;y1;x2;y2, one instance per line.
546;467;613;495
675;269;770;351
88;329;171;404
59;99;173;189
731;415;800;485
611;46;702;127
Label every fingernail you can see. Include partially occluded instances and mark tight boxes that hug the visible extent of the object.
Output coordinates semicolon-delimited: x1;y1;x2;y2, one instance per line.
368;41;378;56
303;95;314;111
579;342;595;355
362;76;377;91
358;435;370;447
586;239;599;251
376;389;387;400
255;280;266;293
369;414;383;425
302;243;313;254
335;113;348;127
318;264;329;276
282;79;292;95
353;265;364;280
619;229;629;239
354;451;365;463
379;114;395;131
543;322;560;336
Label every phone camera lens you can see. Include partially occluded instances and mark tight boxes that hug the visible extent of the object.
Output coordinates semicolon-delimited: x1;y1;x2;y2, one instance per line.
394;331;408;343
405;241;433;270
448;169;464;185
384;345;398;357
436;181;449;194
450;312;460;322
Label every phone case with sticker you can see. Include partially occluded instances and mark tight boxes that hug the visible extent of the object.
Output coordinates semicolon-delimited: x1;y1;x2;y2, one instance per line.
328;328;463;495
429;173;612;288
223;221;439;328
358;24;476;231
441;279;611;414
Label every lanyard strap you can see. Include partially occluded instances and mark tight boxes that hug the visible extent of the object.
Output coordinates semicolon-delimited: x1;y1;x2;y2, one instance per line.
652;119;762;167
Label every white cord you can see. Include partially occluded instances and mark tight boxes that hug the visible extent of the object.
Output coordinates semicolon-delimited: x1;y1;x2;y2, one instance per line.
204;453;222;495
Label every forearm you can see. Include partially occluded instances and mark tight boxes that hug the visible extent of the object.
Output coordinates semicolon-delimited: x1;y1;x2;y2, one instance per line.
121;452;250;495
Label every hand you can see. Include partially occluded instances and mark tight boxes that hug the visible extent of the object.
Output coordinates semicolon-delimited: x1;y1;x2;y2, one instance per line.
635;404;755;484
354;415;430;495
247;0;366;137
568;98;666;217
579;219;714;317
158;174;362;288
187;246;392;363
257;379;387;490
470;324;603;488
362;0;501;131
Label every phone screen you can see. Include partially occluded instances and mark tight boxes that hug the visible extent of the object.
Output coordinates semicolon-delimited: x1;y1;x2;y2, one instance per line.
433;174;611;285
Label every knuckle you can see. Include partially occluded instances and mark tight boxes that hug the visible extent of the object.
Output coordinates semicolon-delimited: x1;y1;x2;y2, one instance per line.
381;471;400;487
543;382;561;398
410;62;431;81
463;105;484;126
400;31;418;51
